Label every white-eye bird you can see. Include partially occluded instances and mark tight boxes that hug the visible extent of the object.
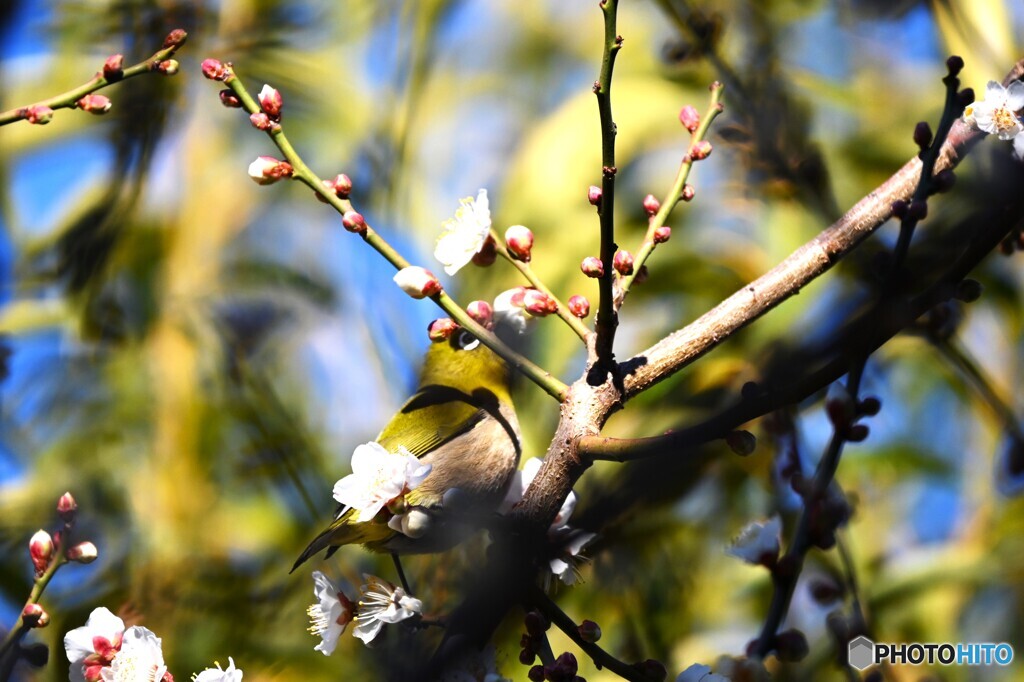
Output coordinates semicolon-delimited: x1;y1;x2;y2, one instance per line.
292;329;521;571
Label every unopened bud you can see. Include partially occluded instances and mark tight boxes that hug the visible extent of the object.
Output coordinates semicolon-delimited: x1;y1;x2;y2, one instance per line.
342;211;366;234
201;58;230;81
613;250;634;276
858;396;882;416
578;620;602;643
22;604;45;628
567;295;590;319
932;168;956;193
523;290;557;317
825;383;856;430
219;89;241;108
258;84;283;119
913;121;933;150
679;105;701;132
77;94;111;114
653;226;671;244
519;648;536;666
946;55;964;76
633;659;667;682
774;629;809;662
642;194;660;216
428;318;458;341
847;424;870;442
57;492;77;521
725;430;756;456
249;112;273;130
957;87;975;109
550;652;578;678
528;665;545;682
103;54;124;81
505;225;534;262
29;530;53;574
907;199;928;221
690;140;713;160
581;256;604;278
467;300;494;329
25;106;53;125
588;185;602;206
393;267;442;299
472;235;498;266
163;28;188;49
247;156;293;185
954;278;983;302
331;173;353;199
891;199;908;219
681;184;695;202
67;541;98;564
524;610;549;637
156;59;179;76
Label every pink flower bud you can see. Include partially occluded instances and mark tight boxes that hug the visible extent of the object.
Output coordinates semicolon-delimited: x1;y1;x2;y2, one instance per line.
331;173;353;199
588;185;602;206
690;140;713;160
67;541;98;564
523;289;557;317
393;267;442;299
163;28;188;49
613;250;634;276
505;225;534;262
681;184;696;202
642;194;660;216
471;235;498;267
258;84;283;119
29;530;53;574
25;106;53;125
156;59;179;76
201;58;230;81
428;318;458;341
467;300;494;329
219;89;241;108
679;104;701;132
578;620;602;643
247;156;293;185
342;211;366;234
580;256;604;278
77;95;112;114
567;295;590;319
57;491;77;521
103;54;124;81
249;112;272;130
653;226;671;244
22;604;45;628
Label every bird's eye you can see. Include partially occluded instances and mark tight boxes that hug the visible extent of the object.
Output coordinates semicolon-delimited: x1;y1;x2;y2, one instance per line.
455;330;481;351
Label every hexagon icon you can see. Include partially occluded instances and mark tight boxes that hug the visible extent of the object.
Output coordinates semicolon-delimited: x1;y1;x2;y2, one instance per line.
848;636;875;671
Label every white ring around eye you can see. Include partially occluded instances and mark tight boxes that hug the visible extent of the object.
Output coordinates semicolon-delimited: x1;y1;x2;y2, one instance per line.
462;337;481;351
456;330;481;350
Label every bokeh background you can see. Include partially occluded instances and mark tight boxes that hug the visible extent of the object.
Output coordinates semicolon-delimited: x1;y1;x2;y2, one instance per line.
2;0;1024;680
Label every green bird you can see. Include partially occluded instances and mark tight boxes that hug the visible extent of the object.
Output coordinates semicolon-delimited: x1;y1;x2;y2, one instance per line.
292;328;522;571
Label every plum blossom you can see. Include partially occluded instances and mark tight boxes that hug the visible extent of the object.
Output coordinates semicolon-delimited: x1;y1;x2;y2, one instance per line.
192;657;243;682
332;442;432;522
676;663;730;682
307;571;355;656
435;189;491;275
104;626;168;682
65;608;170;682
962;80;1024;140
726;515;782;566
352;575;423;645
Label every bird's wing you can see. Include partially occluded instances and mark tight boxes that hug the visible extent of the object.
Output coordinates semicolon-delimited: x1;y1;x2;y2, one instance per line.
376;384;487;459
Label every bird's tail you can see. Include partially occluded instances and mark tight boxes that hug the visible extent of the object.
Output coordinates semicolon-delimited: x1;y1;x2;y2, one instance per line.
290;512;391;573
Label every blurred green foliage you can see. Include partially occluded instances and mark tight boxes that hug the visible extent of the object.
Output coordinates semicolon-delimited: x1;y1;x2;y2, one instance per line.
1;0;1024;680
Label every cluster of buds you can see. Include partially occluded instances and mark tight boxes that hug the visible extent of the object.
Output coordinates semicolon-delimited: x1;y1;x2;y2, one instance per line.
317;173;353;202
891;198;928;222
247;156;293;186
824;383;880;442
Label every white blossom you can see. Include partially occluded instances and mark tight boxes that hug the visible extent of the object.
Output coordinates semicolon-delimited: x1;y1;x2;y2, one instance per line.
192;658;243;682
435;189;491;275
548;528;597;586
101;626;168;682
963;80;1024;140
65;607;125;682
725;515;782;565
676;663;730;682
307;571;355;656
353;575;423;645
332;442;432;522
492;287;531;334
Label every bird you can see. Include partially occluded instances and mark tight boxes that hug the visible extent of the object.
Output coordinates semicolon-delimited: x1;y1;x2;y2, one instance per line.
292;328;522;572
